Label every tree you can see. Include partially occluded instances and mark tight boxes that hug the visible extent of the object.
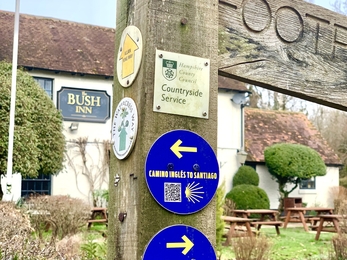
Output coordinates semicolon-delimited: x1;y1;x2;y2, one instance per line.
247;85;309;114
0;61;65;200
264;143;326;210
66;137;110;207
331;0;347;14
310;106;347;182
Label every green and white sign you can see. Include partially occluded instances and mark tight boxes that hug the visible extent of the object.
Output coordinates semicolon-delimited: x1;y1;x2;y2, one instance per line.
112;97;138;160
153;49;210;119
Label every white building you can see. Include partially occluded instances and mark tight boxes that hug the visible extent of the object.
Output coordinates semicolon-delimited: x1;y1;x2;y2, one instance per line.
244;108;341;209
0;11;114;205
218;78;341;209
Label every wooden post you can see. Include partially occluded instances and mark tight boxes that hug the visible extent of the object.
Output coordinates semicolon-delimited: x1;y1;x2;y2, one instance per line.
107;0;218;259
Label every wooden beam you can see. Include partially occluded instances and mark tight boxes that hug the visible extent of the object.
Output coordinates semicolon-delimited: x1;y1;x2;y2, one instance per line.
219;0;347;111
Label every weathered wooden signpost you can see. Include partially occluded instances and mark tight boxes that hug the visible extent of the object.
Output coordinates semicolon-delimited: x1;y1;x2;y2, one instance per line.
108;0;218;259
108;0;347;259
219;0;347;111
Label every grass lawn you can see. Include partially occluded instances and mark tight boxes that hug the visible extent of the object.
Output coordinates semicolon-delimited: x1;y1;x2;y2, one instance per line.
218;227;335;260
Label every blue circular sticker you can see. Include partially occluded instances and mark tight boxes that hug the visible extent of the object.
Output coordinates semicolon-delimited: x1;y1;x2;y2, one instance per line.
145;129;219;214
143;225;217;260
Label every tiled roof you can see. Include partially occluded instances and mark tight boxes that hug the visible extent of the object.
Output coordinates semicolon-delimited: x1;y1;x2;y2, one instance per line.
0;10;253;89
244;108;341;165
0;11;115;77
218;75;249;92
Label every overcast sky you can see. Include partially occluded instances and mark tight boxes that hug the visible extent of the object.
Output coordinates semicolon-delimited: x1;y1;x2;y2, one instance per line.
0;0;116;28
0;0;336;29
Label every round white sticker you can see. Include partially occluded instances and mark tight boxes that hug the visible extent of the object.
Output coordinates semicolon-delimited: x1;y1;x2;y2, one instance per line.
112;97;138;159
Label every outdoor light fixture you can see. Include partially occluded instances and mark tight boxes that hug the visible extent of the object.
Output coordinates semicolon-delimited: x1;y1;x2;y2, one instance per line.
69;123;79;131
237;149;248;165
114;174;121;187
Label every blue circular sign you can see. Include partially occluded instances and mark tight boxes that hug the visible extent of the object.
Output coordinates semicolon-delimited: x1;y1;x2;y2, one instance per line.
143;224;217;260
145;129;219;214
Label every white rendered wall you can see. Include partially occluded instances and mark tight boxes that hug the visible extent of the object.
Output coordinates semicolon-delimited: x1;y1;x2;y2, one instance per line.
256;164;339;209
13;70;113;205
217;90;243;194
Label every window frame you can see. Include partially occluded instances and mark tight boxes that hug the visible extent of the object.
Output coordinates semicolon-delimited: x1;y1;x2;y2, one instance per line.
21;172;52;198
299;177;316;190
33;76;54;100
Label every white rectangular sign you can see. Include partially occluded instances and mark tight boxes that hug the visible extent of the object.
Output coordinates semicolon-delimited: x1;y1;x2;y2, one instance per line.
153;49;210;119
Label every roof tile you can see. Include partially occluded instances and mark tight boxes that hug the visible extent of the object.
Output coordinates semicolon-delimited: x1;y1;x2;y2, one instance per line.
0;11;115;76
245;108;341;165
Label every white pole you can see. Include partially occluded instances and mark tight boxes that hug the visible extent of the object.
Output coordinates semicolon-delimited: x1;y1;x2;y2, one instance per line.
4;0;20;201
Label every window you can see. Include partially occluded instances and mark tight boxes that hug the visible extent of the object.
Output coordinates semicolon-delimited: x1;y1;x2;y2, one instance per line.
33;77;53;99
300;177;316;189
21;77;54;198
21;172;51;198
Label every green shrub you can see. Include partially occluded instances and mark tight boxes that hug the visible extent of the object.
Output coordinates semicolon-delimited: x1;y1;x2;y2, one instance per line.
233;165;259;187
216;182;225;252
226;184;270;210
340;177;347;189
264;143;326;180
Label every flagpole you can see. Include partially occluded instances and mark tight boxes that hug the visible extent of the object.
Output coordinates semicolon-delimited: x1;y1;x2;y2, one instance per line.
4;0;20;201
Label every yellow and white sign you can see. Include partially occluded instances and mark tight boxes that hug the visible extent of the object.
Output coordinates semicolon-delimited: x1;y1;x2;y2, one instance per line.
153;49;210;119
117;26;143;87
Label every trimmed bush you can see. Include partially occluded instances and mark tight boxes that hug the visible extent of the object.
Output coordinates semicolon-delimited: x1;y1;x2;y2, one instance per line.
264;143;326;180
226;184;270;210
233;165;259;187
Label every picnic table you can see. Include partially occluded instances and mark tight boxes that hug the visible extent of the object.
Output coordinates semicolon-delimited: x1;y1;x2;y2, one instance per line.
221;215;254;245
283;207;334;232
87;207;108;229
315;214;344;240
231;209;282;235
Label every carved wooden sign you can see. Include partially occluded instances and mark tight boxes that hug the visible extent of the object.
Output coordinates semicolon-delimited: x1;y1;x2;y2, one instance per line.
219;0;347;110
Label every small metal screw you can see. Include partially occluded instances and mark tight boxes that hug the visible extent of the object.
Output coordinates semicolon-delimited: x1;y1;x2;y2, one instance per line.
137;37;139;42
159;54;163;58
181;17;188;25
127;80;130;85
193;164;200;172
167;163;174;171
204;62;209;66
120;47;122;52
156;105;161;110
203;112;207;116
129;135;133;140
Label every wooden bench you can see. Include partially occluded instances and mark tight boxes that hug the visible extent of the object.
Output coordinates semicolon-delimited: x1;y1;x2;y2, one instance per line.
308;217;320;226
315;215;343;240
251;221;283;235
221;216;255;245
87;207;108;229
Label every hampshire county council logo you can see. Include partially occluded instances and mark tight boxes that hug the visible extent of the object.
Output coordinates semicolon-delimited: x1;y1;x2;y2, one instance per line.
162;59;177;81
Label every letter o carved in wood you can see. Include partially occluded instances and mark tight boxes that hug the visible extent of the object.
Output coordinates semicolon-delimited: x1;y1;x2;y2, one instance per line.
275;6;303;43
242;0;271;32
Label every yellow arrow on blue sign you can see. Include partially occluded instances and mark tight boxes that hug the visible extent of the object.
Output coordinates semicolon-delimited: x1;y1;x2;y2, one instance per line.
166;235;194;255
170;139;197;159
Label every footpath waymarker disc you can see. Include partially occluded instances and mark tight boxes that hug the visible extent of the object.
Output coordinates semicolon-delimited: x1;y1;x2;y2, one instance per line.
145;129;219;214
143;225;217;260
111;97;138;159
